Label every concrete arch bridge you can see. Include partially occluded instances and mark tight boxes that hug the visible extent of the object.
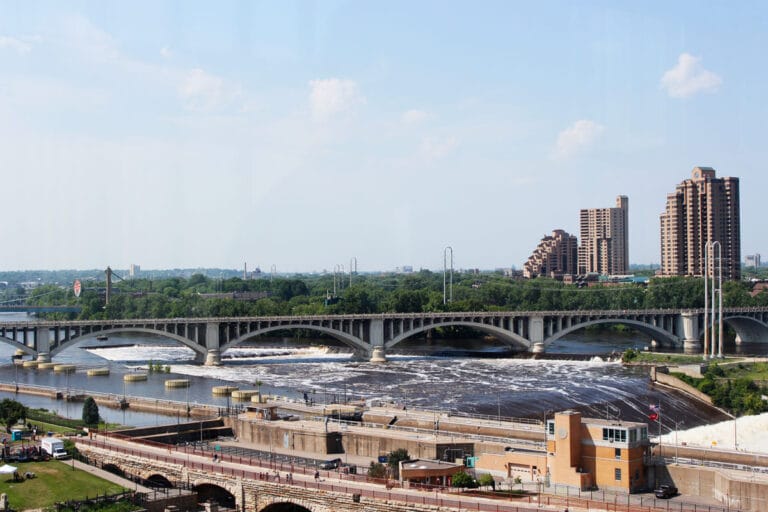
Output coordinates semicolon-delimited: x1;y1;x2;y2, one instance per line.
1;307;767;364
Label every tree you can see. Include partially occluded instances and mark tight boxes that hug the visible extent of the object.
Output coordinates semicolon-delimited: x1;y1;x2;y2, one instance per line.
451;471;478;488
477;472;496;490
387;448;411;478
0;399;27;432
367;461;386;479
82;396;100;426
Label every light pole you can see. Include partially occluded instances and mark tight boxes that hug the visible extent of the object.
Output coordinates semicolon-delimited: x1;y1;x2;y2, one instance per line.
671;418;684;463
443;247;453;305
349;257;357;287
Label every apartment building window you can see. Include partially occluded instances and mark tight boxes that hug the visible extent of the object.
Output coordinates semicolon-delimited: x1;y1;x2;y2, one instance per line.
615;468;622;481
615;448;621;459
547;421;555;436
629;429;637;443
640;427;648;440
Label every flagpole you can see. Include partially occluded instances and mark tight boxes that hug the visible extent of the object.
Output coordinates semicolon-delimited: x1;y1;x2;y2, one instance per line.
658;402;662;459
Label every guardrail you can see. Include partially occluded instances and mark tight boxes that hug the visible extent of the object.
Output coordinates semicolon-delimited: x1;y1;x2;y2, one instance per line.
77;437;745;512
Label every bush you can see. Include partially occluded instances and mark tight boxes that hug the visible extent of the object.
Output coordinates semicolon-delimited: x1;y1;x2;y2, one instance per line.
451;471;478;488
367;462;386;479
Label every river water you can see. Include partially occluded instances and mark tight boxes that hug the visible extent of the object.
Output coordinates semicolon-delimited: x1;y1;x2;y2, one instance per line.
0;313;762;429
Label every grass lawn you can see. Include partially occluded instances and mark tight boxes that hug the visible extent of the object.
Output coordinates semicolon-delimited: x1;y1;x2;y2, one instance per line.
0;460;126;510
721;361;768;381
627;352;710;365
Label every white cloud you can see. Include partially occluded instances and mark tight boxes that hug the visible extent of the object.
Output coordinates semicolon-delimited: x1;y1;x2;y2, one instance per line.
660;53;722;98
179;68;242;111
420;135;457;161
0;35;33;54
402;109;428;125
160;46;173;59
553;120;604;159
308;78;364;120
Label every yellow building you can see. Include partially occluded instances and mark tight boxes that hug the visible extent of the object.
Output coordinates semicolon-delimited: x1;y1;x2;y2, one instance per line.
475;410;650;493
547;410;650;492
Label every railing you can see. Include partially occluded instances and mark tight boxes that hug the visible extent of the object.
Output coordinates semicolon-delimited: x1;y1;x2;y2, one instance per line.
77;437;749;512
2;307;767;328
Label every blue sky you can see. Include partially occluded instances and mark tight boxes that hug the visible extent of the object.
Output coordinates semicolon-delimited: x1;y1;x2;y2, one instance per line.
1;1;766;272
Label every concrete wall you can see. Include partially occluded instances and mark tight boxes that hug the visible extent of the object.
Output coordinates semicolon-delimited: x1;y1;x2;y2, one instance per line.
654;464;768;512
651;368;714;405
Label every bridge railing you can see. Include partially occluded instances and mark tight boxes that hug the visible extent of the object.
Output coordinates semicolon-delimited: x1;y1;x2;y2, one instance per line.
0;306;766;328
76;437;741;512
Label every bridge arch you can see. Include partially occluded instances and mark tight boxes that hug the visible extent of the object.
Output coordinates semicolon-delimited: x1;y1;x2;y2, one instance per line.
50;328;207;360
220;325;370;358
260;503;314;512
194;482;236;509
723;315;768;344
144;474;174;488
386;321;532;351
544;319;679;348
0;336;36;357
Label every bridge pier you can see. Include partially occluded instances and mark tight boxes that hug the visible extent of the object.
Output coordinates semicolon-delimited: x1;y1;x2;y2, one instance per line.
681;312;701;354
205;349;221;366
369;347;386;363
36;352;51;363
531;342;545;354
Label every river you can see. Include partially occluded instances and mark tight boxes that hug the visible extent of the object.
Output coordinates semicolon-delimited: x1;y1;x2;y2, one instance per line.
0;313;761;429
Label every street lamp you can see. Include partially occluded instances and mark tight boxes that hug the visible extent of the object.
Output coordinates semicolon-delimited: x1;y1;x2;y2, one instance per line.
670;417;684;463
443;246;453;305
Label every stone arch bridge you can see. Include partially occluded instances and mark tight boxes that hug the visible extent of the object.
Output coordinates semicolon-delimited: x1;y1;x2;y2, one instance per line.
76;438;487;512
2;307;767;364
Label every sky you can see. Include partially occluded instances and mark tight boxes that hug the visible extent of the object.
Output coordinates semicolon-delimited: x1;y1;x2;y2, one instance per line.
1;1;766;273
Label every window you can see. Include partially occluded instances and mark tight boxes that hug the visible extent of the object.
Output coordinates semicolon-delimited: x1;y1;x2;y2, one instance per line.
629;429;637;443
640;427;648;440
602;427;627;443
615;468;622;481
615;448;621;459
548;421;555;436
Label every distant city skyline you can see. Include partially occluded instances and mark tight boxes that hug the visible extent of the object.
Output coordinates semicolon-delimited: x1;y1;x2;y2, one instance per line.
1;2;766;272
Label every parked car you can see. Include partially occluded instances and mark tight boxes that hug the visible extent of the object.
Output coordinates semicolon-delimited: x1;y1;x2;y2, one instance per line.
319;458;342;470
655;484;678;499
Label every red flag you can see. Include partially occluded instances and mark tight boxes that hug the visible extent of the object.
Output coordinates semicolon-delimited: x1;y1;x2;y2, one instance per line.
649;412;658;421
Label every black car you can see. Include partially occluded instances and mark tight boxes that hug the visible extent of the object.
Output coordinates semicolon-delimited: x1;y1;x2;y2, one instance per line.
319;458;342;470
655;484;678;499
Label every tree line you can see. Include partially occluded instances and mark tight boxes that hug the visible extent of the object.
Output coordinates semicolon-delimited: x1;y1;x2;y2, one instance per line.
21;271;768;321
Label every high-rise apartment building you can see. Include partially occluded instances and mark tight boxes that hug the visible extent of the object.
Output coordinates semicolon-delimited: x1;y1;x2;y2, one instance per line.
578;196;629;276
659;167;740;280
745;254;761;268
523;229;578;278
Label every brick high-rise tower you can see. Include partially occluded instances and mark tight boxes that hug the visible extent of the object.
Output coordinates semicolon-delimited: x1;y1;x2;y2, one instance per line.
578;196;629;276
660;167;741;280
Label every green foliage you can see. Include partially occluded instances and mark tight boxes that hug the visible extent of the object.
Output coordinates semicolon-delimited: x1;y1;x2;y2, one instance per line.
27;408;84;430
18;268;766;322
0;461;126;510
451;471;478;488
82;397;100;426
671;363;768;416
621;348;639;362
0;398;27;432
367;462;386;479
387;448;411;478
477;473;495;490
